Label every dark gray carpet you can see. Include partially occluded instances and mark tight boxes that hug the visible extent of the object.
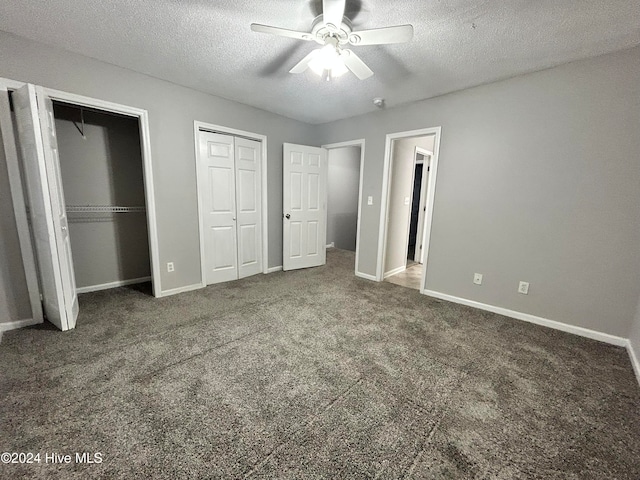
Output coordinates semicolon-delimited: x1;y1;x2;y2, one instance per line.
1;248;639;479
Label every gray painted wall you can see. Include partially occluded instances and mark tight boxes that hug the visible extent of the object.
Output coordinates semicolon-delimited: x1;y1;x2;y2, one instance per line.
1;31;639;341
0;31;317;306
0;113;31;324
327;146;360;251
54;105;150;289
384;136;434;275
318;46;640;337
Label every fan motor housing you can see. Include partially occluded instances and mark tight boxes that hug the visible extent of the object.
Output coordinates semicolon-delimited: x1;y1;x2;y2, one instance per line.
311;15;353;45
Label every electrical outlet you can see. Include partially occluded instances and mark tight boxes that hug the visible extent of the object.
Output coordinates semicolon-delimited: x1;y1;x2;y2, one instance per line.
404;196;410;205
167;262;174;273
518;281;529;294
473;273;483;285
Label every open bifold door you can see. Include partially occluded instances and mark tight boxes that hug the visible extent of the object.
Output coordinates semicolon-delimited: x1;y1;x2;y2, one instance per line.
282;143;327;271
13;84;78;331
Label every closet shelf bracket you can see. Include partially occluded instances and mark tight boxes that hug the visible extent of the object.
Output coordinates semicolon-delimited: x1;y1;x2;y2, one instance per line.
72;107;86;139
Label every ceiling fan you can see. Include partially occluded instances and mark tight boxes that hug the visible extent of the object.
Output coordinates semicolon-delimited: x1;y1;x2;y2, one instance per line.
251;0;413;81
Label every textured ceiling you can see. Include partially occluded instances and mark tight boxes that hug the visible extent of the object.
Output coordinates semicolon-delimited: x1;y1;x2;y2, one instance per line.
0;0;638;124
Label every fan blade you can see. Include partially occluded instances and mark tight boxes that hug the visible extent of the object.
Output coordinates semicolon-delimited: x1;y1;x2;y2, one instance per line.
251;24;313;41
289;49;320;74
323;0;346;30
341;49;373;80
349;24;413;45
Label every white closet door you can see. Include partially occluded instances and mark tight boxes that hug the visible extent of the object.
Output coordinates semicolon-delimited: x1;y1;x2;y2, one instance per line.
234;137;262;279
283;143;327;271
13;84;78;330
199;131;238;285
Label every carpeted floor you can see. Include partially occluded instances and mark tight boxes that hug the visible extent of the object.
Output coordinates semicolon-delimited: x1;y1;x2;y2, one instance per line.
1;248;639;479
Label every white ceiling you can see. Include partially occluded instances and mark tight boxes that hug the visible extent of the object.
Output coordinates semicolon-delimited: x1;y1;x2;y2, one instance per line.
0;0;638;124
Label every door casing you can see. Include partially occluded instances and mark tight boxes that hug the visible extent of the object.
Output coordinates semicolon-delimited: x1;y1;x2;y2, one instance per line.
377;127;442;294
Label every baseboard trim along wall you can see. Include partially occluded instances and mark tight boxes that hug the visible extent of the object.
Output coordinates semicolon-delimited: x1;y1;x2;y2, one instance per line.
383;266;406;280
160;283;203;297
356;271;377;281
266;266;283;274
423;290;628;347
0;317;43;332
76;276;152;294
627;341;640;386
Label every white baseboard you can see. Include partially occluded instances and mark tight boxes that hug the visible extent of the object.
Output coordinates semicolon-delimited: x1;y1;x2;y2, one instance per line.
423;290;627;347
160;283;203;297
266;266;283;274
76;276;151;294
0;317;43;332
383;265;406;279
356;271;377;281
326;242;335;248
627;340;640;386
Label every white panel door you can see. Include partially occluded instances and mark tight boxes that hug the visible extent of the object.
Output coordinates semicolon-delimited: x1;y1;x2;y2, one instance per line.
283;143;327;271
13;84;78;330
415;157;430;263
199;131;238;284
234;137;262;279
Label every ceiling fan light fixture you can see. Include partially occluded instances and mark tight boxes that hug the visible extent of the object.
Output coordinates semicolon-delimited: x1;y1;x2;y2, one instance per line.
308;44;348;77
253;0;414;81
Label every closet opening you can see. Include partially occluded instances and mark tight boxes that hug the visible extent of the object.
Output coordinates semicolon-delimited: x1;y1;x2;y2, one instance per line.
2;81;160;331
322;139;365;278
52;101;152;294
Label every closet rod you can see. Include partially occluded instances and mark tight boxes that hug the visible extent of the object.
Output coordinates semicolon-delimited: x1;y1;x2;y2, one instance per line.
198;128;261;143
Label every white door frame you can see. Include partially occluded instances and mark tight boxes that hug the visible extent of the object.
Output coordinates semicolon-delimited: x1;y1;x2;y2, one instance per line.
194;121;268;286
321;139;365;279
377;127;442;295
0;77;162;329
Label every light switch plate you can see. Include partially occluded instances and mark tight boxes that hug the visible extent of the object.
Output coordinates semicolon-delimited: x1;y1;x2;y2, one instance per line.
367;196;373;206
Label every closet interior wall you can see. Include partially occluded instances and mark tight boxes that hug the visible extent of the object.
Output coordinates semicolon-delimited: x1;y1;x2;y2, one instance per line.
53;103;150;291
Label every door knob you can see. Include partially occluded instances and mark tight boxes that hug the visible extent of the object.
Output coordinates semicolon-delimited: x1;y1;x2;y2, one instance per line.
285;214;291;219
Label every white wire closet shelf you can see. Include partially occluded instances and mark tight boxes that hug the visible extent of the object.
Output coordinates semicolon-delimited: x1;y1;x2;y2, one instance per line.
66;205;146;213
